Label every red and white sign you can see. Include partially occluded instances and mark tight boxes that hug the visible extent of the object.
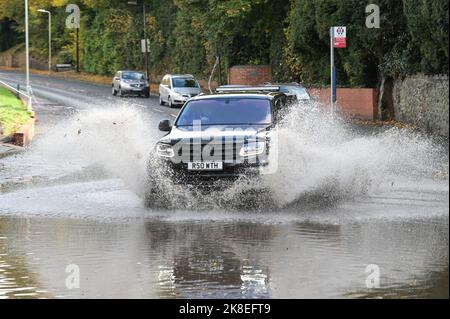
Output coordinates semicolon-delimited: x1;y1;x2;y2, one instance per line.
333;26;346;48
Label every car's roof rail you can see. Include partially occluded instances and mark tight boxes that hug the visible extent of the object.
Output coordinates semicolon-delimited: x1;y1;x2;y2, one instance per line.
215;85;281;94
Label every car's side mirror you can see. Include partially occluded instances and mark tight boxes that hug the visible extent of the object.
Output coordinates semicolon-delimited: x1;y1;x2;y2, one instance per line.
158;120;172;132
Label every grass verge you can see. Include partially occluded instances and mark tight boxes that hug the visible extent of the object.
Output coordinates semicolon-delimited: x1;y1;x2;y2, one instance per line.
0;87;32;136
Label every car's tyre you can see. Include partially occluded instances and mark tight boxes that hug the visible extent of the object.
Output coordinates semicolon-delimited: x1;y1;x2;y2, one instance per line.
144;91;150;98
159;96;165;105
118;87;123;97
168;96;173;108
112;86;117;96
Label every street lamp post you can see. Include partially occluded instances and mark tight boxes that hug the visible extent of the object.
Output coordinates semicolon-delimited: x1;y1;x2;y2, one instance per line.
25;0;30;94
128;1;149;81
38;9;52;74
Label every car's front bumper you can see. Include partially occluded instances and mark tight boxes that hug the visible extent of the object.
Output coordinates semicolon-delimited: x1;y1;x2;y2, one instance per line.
172;98;189;105
122;87;149;95
158;160;265;186
172;94;200;105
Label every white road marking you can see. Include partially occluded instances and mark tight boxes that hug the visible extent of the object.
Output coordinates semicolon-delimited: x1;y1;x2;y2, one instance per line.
170;114;177;118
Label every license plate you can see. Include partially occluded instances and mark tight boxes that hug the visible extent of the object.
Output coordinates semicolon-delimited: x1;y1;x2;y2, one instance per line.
188;162;223;171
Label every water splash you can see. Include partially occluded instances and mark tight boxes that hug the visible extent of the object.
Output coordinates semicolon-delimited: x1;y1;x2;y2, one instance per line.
145;102;447;210
29;106;157;197
9;102;448;211
258;103;447;207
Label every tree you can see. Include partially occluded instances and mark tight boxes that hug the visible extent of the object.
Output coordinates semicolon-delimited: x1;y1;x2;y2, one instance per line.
0;0;447;82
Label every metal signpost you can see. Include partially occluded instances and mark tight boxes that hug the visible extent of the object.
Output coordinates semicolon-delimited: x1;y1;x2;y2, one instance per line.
142;3;149;81
141;38;150;80
330;26;346;113
66;5;80;72
129;1;150;81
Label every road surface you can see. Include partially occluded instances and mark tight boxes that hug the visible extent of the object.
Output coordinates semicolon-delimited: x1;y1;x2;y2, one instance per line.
0;70;448;299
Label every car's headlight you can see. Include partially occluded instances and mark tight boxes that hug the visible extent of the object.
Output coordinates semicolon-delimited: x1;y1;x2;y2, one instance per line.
156;143;175;158
239;141;265;157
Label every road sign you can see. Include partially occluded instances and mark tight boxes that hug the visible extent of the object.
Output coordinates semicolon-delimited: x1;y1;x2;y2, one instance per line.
333;26;346;48
330;26;346;112
141;39;150;53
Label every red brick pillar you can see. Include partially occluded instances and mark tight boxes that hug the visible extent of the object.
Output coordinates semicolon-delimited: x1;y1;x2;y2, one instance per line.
228;65;272;85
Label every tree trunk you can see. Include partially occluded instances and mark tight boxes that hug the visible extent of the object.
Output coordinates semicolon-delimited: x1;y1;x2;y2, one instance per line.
378;76;395;121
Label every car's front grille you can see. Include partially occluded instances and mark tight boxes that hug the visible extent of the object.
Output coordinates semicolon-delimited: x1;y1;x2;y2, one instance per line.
131;84;143;88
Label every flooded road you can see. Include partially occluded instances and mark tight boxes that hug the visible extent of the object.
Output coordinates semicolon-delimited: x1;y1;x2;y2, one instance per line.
0;71;448;299
0;188;448;299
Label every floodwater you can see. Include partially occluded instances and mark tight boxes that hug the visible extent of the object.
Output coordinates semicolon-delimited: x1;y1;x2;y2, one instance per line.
0;182;448;298
0;98;448;298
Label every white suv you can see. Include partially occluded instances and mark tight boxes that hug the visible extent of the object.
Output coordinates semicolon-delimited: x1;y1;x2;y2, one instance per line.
159;74;202;108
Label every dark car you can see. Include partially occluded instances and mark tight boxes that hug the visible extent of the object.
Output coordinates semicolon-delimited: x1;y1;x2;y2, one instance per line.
264;82;311;103
148;86;291;192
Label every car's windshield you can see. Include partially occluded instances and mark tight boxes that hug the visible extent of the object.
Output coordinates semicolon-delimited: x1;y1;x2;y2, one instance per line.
176;98;272;126
122;72;145;80
172;78;199;88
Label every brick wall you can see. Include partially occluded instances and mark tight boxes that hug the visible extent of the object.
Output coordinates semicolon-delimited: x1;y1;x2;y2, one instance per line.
309;88;379;120
228;65;272;86
227;66;377;120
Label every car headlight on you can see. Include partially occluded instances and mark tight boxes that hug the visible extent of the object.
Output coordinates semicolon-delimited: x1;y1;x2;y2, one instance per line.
156;143;175;158
239;141;265;157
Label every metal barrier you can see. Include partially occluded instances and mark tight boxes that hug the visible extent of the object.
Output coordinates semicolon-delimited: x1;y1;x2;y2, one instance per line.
0;80;33;112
